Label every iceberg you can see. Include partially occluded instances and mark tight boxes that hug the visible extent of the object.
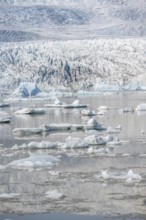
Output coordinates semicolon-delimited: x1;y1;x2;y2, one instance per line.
12;82;41;98
44;99;65;108
101;170;142;183
81;109;97;116
62;137;89;149
7;155;59;169
63;100;88;108
136;103;146;111
12;141;58;149
0;102;10;107
0;193;21;199
13;128;43;136
84;134;113;145
97;105;109;111
119;107;134;113
27;141;58;149
84;118;104;130
0;111;11;123
14;107;46;115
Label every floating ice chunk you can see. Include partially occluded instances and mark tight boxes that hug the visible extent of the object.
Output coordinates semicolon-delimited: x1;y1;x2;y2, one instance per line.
107;126;121;134
0;111;11;123
106;140;122;146
85;118;104;130
101;170;142;183
97;106;109;111
54;99;63;105
136;103;146;111
45;190;64;199
87;147;94;154
42;123;73;131
119;107;134;113
14;107;46;115
63;99;88;108
81;109;97;116
84;134;113;145
13;128;43;136
125;170;142;183
62;137;89;149
7;155;59;169
87;146;110;155
44;98;65;108
0;193;21;199
12;82;41;97
28;141;58;149
0;102;10;107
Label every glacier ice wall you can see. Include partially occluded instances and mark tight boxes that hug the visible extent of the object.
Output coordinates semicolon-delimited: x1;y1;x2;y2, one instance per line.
0;38;146;90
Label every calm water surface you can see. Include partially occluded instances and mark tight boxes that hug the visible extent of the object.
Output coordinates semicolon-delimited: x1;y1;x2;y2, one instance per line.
0;92;146;219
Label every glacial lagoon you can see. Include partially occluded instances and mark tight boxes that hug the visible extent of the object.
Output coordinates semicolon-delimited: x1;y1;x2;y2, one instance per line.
0;91;146;220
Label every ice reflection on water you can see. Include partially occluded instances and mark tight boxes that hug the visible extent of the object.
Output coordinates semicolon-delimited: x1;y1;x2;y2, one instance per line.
0;92;146;217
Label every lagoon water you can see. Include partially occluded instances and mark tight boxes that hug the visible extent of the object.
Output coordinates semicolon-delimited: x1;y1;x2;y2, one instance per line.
0;91;146;219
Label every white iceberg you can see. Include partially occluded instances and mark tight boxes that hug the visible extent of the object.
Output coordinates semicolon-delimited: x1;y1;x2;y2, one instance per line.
119;107;134;113
63;99;88;108
107;126;121;134
0;102;10;107
101;170;142;183
45;190;64;199
84;134;113;145
44;99;65;108
62;137;89;149
7;155;59;169
14;107;46;115
0;111;11;123
27;141;58;149
85;118;104;130
0;193;21;199
97;105;109;111
81;109;97;116
136;103;146;111
13;128;43;136
12;82;41;97
12;141;58;149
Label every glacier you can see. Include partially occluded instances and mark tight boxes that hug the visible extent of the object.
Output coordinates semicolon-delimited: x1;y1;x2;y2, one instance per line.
0;38;146;90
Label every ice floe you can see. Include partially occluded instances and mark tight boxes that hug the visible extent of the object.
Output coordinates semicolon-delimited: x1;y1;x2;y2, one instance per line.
107;125;122;134
63;100;88;108
0;111;11;123
97;105;109;111
101;170;142;183
84;134;114;145
0;193;21;199
13;118;104;137
136;103;146;111
13;128;43;136
12;82;41;97
0;102;10;107
87;146;112;155
45;190;64;199
81;109;97;116
14;107;46;115
7;155;59;169
44;98;65;108
62;137;89;149
119;107;134;113
84;118;104;130
12;141;58;149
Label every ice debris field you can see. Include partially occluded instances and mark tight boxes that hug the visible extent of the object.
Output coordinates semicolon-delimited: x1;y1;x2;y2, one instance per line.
0;84;146;217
